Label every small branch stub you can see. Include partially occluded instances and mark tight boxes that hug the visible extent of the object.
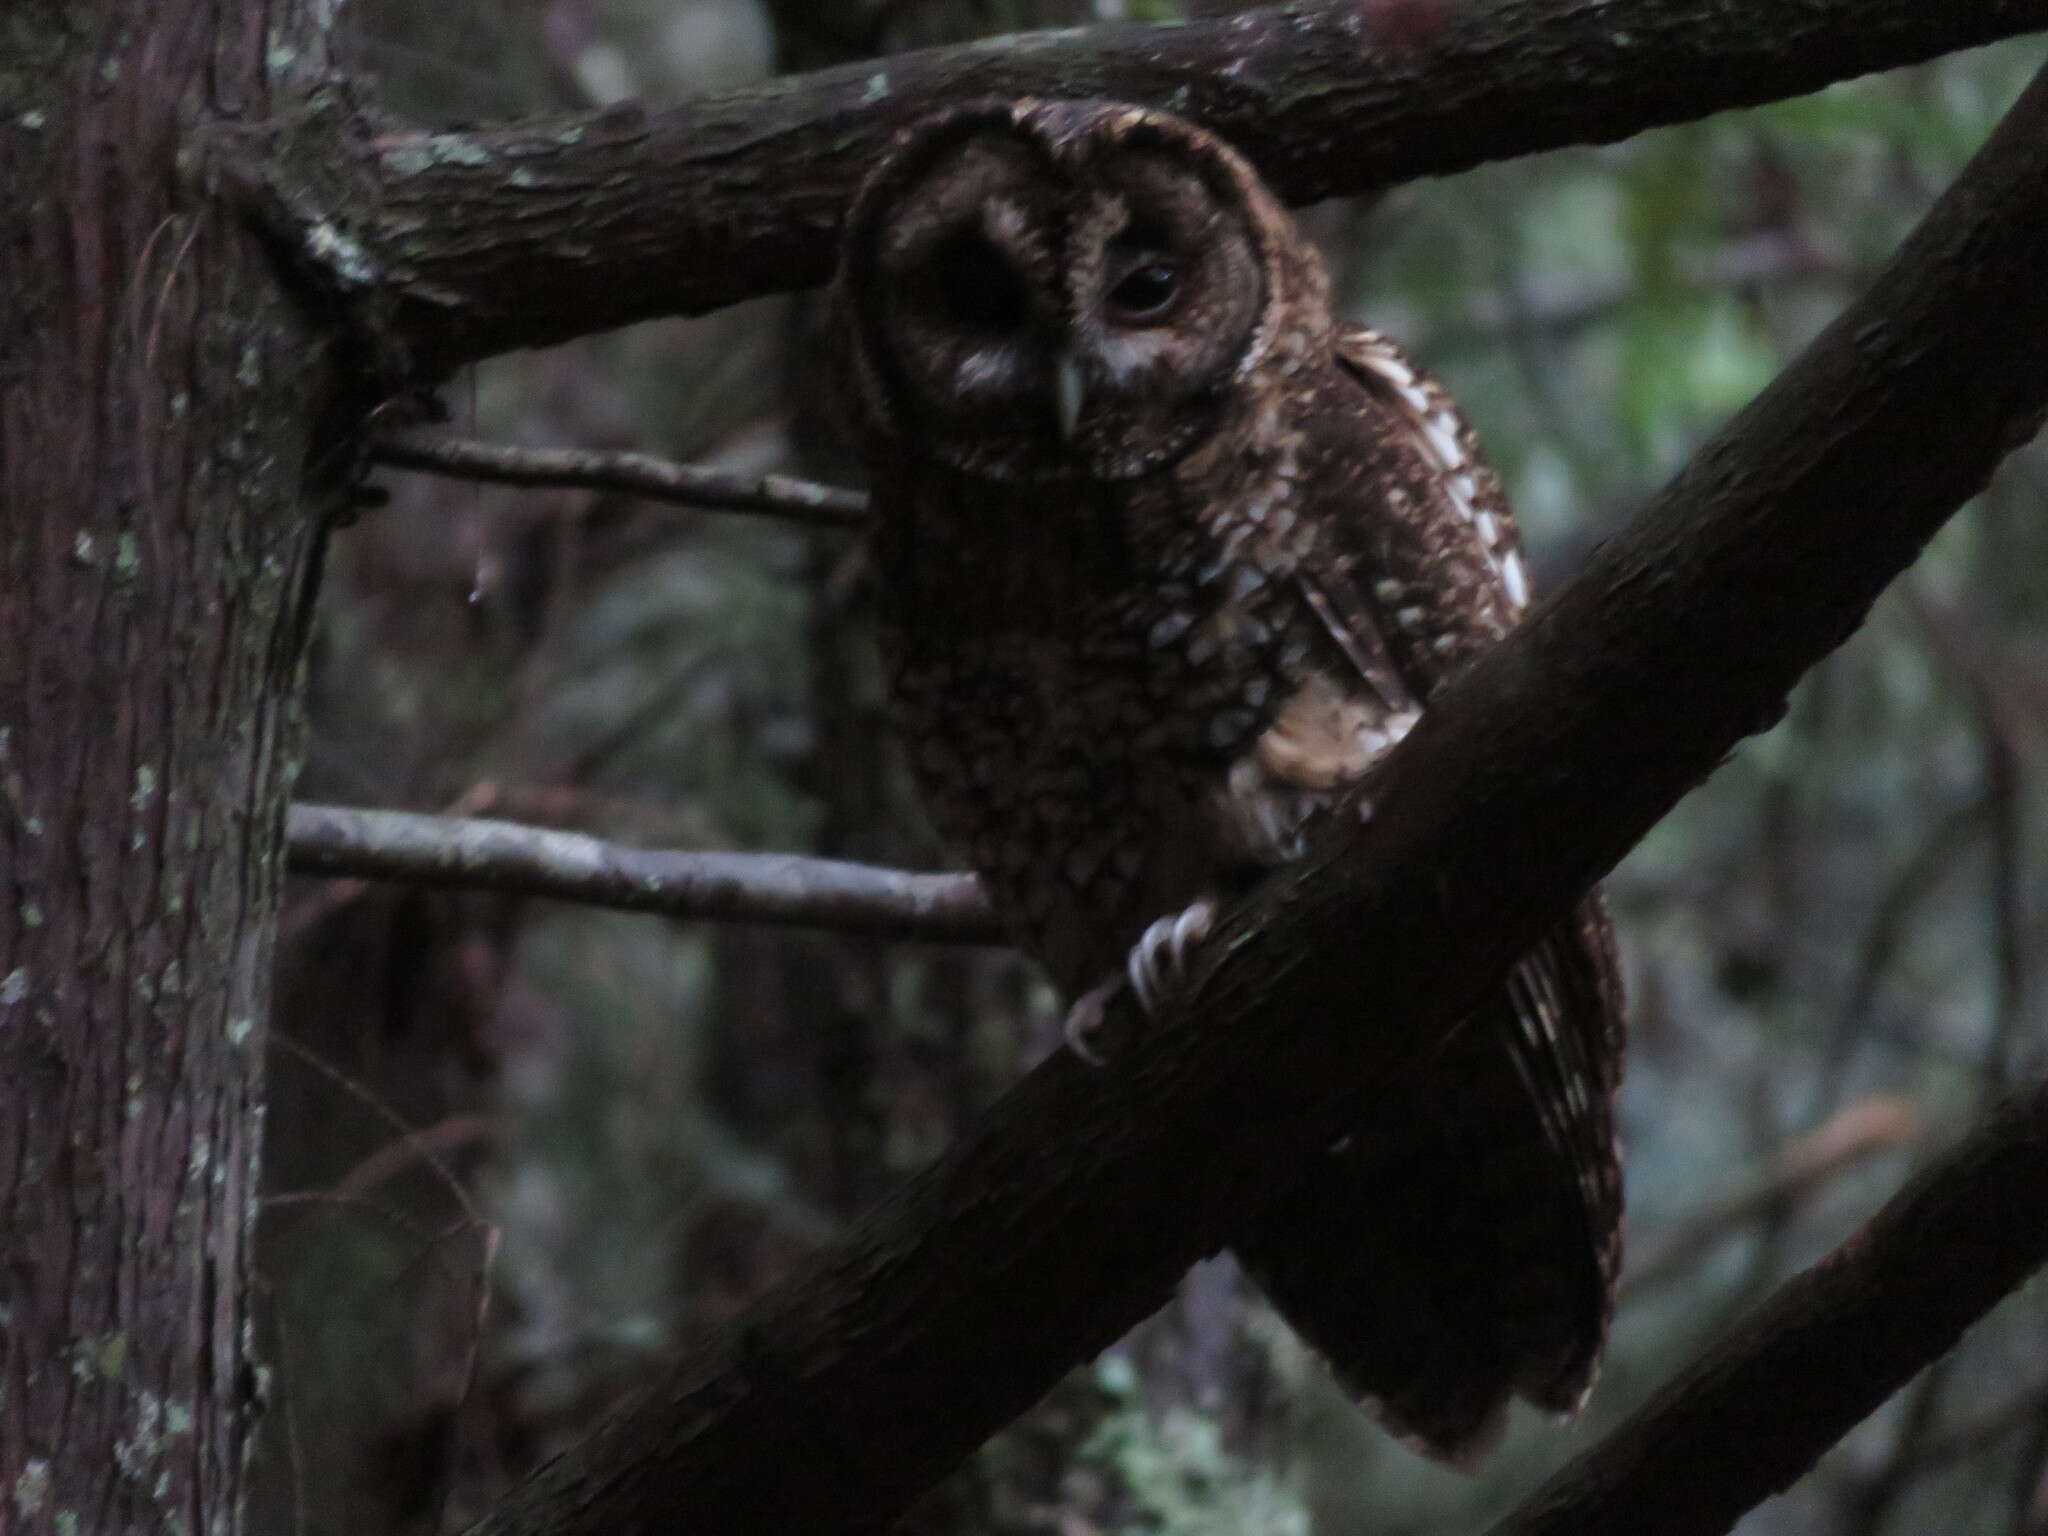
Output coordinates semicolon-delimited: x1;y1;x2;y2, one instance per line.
372;430;870;527
286;803;1001;943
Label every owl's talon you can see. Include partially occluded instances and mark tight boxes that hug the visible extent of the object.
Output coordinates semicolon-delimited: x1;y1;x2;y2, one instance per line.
1138;921;1171;1015
1127;897;1218;1017
1063;896;1218;1062
1062;977;1124;1066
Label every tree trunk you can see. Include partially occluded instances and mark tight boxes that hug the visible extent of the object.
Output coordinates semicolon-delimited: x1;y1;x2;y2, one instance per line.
0;3;336;1530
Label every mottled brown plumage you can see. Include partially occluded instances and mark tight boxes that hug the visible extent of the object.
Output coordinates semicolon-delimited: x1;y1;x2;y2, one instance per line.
830;98;1625;1461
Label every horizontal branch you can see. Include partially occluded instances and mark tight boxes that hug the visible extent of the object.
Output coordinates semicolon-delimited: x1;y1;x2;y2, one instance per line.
470;53;2048;1536
371;430;869;527
242;0;2048;371
285;803;1001;943
1492;1081;2048;1536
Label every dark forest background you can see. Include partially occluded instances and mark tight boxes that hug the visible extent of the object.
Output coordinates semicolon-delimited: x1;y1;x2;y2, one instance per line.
255;4;2048;1531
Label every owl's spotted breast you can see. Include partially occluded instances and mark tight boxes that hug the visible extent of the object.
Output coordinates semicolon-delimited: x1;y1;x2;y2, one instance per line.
872;442;1329;990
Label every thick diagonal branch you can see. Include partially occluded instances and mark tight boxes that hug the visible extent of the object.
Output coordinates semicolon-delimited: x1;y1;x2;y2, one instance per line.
468;56;2048;1536
248;0;2047;372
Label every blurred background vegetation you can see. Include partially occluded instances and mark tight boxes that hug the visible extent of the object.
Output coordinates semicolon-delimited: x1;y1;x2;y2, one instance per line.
258;3;2048;1531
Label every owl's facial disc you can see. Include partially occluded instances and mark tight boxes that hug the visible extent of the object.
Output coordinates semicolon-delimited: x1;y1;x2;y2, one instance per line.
843;110;1285;482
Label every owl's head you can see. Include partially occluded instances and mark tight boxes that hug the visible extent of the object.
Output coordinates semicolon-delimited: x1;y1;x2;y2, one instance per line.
834;99;1327;482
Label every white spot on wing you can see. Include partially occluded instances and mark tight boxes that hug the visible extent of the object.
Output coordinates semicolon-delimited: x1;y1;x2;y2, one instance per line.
1501;550;1530;610
1425;411;1469;473
1371;353;1416;388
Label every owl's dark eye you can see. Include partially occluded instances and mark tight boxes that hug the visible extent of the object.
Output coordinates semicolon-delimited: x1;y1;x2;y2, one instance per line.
1106;256;1181;324
933;236;1030;334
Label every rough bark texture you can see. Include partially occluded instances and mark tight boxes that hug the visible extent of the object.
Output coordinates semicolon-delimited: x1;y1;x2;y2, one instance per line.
242;0;2048;373
464;57;2048;1536
1490;1080;2048;1536
0;4;335;1531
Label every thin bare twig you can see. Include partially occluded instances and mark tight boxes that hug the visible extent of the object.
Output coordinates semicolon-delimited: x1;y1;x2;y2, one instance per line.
1799;1364;2048;1516
271;1032;490;1230
1622;1095;1923;1300
1839;1353;1961;1536
1493;1081;2048;1536
1421;234;1840;355
285;802;1004;944
1908;587;2035;1088
261;1189;443;1247
373;429;869;528
2010;1404;2048;1533
442;1224;503;1536
1835;595;2036;1531
334;1112;498;1203
1812;795;1990;1111
273;1301;310;1536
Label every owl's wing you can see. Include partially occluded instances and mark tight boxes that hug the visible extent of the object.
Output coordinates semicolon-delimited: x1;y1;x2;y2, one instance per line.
1321;323;1526;680
1326;321;1625;1284
1231;322;1624;1460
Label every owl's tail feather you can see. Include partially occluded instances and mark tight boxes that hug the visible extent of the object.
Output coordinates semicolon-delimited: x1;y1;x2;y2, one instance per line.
1231;934;1620;1463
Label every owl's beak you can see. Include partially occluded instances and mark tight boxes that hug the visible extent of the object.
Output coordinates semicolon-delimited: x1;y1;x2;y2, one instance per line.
1054;353;1086;440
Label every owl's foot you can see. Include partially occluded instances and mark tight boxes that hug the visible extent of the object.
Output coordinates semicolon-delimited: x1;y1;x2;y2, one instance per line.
1061;897;1219;1066
1129;898;1218;1013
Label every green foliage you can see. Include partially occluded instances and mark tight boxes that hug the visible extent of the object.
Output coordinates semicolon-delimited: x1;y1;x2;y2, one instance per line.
1078;1385;1311;1535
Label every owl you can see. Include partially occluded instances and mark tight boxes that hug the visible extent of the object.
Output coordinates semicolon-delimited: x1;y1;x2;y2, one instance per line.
829;98;1625;1461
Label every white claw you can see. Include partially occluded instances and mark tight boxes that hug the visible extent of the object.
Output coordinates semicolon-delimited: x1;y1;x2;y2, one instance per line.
1127;898;1219;1017
1171;900;1216;959
1128;917;1171;1014
1070;897;1222;1062
1062;978;1120;1066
